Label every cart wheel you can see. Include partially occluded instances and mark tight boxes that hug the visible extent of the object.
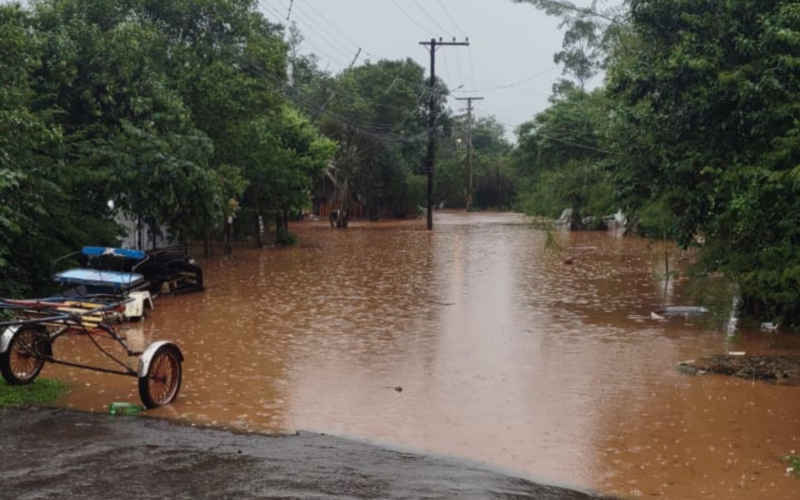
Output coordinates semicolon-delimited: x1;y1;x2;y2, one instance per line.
0;326;50;385
138;344;182;408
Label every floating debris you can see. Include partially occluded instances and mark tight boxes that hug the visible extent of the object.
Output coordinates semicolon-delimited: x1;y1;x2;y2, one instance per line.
655;305;710;317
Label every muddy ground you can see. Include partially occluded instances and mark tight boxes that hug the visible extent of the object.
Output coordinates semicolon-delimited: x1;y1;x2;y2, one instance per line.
680;355;800;384
0;407;616;500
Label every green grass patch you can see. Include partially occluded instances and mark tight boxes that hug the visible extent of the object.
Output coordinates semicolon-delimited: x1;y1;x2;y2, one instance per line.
785;454;800;477
0;379;66;408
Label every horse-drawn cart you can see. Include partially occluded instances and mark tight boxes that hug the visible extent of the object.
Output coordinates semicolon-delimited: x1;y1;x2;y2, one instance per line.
0;297;182;408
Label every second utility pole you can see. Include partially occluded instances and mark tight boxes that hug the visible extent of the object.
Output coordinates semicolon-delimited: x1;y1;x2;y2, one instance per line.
420;38;469;230
456;96;483;210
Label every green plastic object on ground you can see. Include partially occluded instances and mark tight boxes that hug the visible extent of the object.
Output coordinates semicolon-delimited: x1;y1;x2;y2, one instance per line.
109;402;144;415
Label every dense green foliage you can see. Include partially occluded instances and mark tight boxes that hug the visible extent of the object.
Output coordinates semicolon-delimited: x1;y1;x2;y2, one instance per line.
607;0;800;322
0;379;65;407
438;115;515;209
0;0;334;295
512;89;616;227
513;0;800;325
786;454;800;477
317;58;431;220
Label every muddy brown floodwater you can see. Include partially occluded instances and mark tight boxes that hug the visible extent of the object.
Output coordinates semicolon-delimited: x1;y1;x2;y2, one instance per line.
48;212;800;500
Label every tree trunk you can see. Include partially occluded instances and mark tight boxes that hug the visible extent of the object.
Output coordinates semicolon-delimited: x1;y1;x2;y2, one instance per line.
339;202;349;228
137;213;144;250
570;207;582;231
624;215;639;236
150;220;158;250
275;212;282;245
224;216;232;255
369;200;380;221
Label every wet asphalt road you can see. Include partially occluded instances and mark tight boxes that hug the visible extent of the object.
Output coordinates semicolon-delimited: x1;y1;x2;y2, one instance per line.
0;408;616;500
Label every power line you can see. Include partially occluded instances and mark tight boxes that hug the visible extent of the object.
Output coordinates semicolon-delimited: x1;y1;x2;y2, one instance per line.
435;0;467;35
272;0;387;69
261;1;473;98
454;48;465;88
257;3;486;157
467;46;477;90
260;2;350;67
262;0;287;19
454;67;558;94
287;1;359;59
243;57;435;144
264;0;355;63
431;0;472;89
284;87;431;144
442;50;453;83
260;2;441;94
539;133;615;155
489;115;616;154
412;0;454;38
391;0;437;37
281;84;443;146
294;0;363;51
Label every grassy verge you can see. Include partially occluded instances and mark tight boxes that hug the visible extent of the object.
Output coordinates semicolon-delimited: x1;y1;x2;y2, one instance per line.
0;379;66;408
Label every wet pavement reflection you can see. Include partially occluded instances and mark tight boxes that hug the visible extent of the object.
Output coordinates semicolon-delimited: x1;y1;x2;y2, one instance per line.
49;212;800;500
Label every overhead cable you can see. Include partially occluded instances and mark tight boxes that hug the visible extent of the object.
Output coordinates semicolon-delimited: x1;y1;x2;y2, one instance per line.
412;0;454;38
390;0;438;37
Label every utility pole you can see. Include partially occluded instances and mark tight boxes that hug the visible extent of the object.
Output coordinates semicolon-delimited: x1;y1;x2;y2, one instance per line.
286;0;294;21
420;38;469;230
456;96;483;210
348;48;362;70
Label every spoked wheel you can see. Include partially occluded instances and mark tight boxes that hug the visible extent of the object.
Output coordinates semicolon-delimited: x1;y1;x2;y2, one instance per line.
138;344;182;408
0;326;50;385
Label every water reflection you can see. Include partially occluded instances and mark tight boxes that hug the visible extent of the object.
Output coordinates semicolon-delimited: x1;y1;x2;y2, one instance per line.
49;212;800;500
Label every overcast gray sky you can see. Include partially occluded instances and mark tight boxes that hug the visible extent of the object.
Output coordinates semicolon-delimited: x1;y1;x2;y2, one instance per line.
258;0;592;138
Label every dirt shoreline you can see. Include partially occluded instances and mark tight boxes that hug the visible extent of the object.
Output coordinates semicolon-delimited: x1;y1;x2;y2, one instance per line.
0;406;617;500
679;354;800;384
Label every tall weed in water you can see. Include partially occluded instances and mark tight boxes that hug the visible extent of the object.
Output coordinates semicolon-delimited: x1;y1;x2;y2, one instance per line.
784;453;800;477
544;230;563;252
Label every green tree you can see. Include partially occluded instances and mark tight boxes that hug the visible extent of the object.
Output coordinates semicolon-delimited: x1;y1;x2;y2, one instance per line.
0;4;121;296
145;0;289;242
1;0;331;295
511;1;624;96
318;59;432;222
553;17;603;93
605;0;800;323
1;5;58;295
513;89;614;227
236;105;335;245
447;116;514;209
28;0;263;246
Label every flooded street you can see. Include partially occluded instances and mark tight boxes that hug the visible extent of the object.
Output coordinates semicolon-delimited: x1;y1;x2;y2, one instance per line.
49;212;800;500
